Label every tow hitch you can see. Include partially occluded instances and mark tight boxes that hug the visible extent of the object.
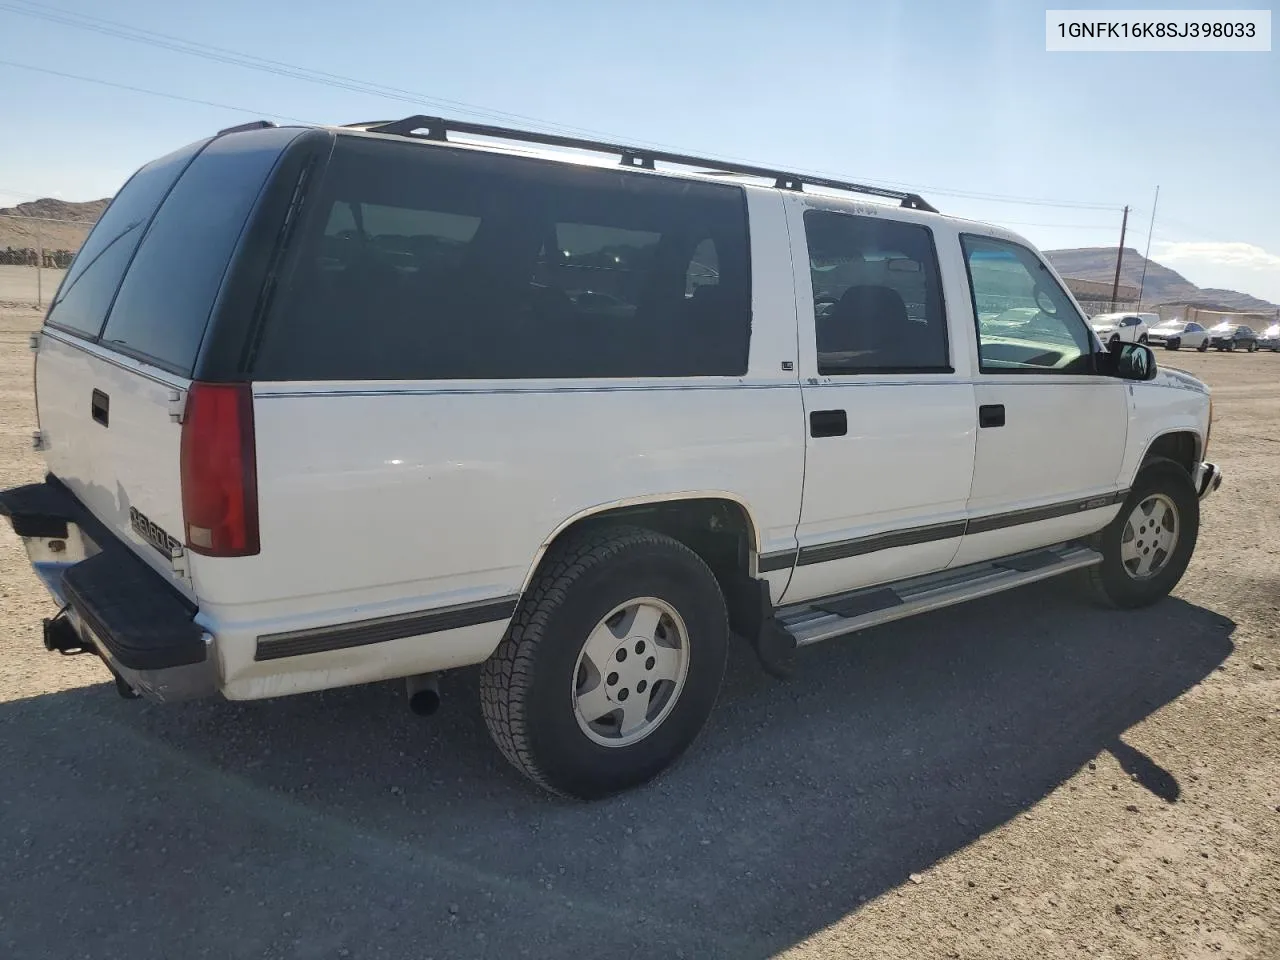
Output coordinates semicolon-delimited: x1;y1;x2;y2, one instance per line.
43;613;89;656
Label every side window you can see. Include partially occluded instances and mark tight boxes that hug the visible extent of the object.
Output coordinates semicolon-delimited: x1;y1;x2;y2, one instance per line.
962;234;1095;374
803;210;949;374
252;137;752;380
1187;323;1204;333
532;223;659;322
44;139;207;338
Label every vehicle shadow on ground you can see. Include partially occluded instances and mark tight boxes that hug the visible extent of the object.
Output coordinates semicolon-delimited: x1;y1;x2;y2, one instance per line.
0;584;1233;960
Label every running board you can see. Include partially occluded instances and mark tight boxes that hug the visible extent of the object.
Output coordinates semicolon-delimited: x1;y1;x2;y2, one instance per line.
777;543;1102;648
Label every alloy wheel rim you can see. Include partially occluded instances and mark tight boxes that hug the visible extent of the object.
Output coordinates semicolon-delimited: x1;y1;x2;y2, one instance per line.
1120;493;1180;581
571;597;690;748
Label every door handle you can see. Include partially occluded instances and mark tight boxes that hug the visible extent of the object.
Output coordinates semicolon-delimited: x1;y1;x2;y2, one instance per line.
978;404;1005;428
91;389;109;427
809;409;847;438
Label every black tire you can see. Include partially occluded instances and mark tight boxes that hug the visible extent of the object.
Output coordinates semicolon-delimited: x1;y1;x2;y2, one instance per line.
480;525;729;799
1197;340;1209;352
1227;341;1236;352
1082;457;1199;609
1166;338;1180;351
1139;334;1149;344
1248;341;1257;353
1109;334;1121;347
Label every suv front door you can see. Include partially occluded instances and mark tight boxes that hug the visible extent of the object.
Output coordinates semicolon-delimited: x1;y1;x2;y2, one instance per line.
955;234;1128;567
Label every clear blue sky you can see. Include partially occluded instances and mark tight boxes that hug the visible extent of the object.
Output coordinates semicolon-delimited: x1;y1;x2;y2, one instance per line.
1;0;1277;301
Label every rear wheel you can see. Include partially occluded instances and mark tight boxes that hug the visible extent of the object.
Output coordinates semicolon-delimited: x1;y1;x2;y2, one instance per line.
1082;457;1199;609
480;526;729;799
1197;340;1209;352
1248;341;1258;353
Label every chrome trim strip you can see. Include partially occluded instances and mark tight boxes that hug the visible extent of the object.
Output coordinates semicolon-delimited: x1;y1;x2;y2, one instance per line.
254;594;520;661
780;491;1127;573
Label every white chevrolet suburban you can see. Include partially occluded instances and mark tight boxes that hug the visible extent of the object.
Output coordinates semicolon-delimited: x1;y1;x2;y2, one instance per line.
0;116;1223;799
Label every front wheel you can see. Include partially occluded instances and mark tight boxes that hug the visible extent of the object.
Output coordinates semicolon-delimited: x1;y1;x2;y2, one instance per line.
1109;334;1122;347
1227;341;1237;352
1248;341;1258;353
1082;457;1199;609
1166;338;1181;351
1139;334;1149;344
480;526;729;799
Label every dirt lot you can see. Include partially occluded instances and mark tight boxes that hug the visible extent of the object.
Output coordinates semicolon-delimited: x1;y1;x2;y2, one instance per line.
0;265;66;310
1;307;1276;960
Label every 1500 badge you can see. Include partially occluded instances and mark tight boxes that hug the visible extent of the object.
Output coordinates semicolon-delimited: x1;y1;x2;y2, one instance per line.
130;506;182;559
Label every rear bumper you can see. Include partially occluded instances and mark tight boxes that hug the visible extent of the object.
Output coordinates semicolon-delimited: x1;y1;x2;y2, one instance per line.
1193;461;1223;501
0;476;218;702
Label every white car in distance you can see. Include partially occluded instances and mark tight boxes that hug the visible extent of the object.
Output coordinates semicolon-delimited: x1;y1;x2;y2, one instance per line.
1090;312;1152;346
1146;319;1210;352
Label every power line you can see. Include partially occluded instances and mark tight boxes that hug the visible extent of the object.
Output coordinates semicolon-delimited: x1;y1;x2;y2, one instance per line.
0;58;315;123
1;0;1126;214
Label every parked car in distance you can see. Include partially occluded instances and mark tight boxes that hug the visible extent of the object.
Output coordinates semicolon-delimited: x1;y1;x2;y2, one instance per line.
1259;322;1280;351
1208;323;1260;352
1146;319;1209;352
1090;312;1150;345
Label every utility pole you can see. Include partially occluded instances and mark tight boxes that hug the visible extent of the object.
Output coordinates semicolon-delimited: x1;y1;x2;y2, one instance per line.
1110;205;1129;313
1137;187;1159;310
36;221;43;309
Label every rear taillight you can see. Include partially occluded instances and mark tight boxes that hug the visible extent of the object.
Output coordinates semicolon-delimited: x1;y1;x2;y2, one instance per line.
180;382;259;557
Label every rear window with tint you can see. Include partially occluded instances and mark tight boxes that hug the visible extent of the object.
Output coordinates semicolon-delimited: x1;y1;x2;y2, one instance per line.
250;136;752;380
100;132;295;375
44;140;207;338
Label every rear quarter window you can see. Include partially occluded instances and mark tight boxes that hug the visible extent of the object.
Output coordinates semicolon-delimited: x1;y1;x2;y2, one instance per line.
250;136;752;380
100;130;299;375
44;139;207;339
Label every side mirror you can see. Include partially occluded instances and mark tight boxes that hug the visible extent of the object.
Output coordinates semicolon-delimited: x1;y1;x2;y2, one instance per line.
1106;341;1158;381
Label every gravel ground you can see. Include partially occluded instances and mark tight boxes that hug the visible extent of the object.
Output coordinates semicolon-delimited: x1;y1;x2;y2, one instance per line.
1;308;1277;960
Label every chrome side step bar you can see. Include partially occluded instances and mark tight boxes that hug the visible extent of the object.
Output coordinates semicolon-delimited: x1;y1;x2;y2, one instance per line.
777;543;1103;648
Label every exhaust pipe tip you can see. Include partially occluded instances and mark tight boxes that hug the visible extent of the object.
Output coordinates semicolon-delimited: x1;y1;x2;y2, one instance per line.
405;673;441;717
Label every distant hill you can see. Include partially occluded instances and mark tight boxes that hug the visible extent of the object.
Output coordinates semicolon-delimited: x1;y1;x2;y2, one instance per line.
1045;246;1277;313
0;198;110;254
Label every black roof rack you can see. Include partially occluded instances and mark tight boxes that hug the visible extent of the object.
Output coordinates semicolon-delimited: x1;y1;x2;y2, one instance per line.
358;115;937;213
217;120;277;136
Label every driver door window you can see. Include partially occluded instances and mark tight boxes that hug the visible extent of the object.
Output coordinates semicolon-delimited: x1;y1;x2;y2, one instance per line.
962;235;1095;374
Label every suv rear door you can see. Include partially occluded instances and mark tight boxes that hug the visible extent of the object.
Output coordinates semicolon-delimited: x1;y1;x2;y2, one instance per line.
781;201;976;604
36;127;308;594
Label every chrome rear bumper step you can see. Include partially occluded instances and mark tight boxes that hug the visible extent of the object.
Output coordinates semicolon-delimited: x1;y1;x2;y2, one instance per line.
777;542;1103;647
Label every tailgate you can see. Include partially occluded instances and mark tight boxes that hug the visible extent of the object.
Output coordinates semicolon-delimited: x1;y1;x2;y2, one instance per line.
37;335;191;592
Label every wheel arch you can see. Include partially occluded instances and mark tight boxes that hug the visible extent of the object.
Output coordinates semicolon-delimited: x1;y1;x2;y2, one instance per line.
1139;430;1201;476
517;492;764;597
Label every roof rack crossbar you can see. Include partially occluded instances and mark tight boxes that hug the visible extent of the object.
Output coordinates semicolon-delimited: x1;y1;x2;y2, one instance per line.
217;120;277;136
362;115;937;212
